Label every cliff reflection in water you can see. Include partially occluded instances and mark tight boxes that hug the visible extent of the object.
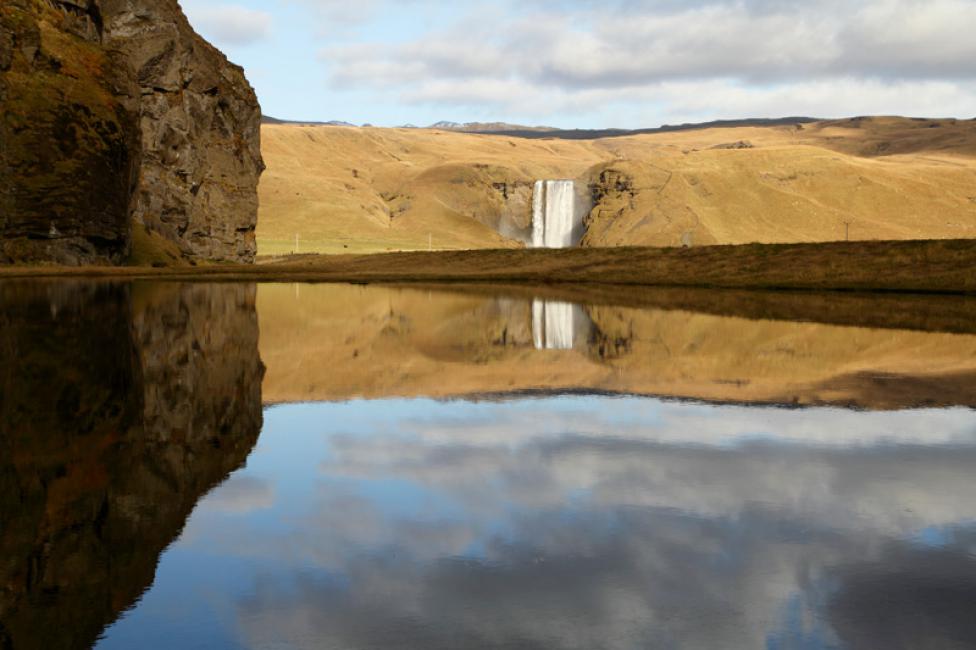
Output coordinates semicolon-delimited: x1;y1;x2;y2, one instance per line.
0;281;264;650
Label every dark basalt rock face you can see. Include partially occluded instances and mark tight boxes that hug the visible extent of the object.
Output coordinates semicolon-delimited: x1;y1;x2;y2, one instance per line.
0;0;141;265
0;281;264;648
101;0;264;263
0;0;263;266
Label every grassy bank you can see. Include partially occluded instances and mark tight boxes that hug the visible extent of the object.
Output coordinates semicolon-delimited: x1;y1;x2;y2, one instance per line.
2;239;975;294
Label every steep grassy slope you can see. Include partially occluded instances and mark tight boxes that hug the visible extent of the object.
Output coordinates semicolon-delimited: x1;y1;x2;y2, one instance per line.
585;119;976;246
584;145;976;247
258;117;976;254
258;125;606;254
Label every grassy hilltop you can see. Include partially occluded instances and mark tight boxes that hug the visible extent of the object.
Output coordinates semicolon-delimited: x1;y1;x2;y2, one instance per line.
258;116;976;255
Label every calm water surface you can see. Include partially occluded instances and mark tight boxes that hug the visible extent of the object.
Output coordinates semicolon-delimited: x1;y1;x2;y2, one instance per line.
2;280;976;649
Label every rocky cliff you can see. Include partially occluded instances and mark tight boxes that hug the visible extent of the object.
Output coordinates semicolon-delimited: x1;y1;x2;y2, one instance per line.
0;0;141;264
0;0;263;265
101;0;264;263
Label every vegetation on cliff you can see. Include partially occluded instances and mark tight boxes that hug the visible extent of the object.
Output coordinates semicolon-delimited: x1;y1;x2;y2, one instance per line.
0;0;139;265
0;0;263;266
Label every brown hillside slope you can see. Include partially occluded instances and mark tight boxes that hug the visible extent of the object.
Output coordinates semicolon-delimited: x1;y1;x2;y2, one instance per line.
258;125;606;254
258;117;976;254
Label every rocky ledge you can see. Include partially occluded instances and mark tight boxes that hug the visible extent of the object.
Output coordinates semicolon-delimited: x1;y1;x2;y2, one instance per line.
0;0;263;265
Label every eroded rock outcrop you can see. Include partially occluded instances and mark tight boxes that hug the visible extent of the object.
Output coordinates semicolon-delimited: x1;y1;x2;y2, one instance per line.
582;162;715;249
0;0;141;265
0;0;263;265
101;0;264;263
389;163;537;245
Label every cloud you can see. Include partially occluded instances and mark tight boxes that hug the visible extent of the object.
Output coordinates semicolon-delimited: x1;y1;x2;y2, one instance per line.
317;409;976;535
291;0;442;32
197;475;275;514
318;0;976;122
826;542;976;649
233;427;976;649
165;398;976;649
236;515;976;650
184;4;273;46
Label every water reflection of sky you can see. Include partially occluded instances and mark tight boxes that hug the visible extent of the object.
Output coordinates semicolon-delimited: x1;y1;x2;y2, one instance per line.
98;397;976;650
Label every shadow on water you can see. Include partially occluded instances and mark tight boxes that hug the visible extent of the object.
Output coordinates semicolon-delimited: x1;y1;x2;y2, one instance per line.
0;281;264;649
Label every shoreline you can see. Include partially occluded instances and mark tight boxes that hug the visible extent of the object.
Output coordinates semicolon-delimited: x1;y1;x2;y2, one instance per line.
1;239;975;295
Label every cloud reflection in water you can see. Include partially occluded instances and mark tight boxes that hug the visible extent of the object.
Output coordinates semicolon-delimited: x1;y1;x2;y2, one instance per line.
99;397;976;650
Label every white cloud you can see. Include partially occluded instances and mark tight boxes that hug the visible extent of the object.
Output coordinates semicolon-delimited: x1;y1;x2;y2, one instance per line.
184;4;273;46
183;397;976;650
197;475;275;514
317;0;976;123
653;78;976;122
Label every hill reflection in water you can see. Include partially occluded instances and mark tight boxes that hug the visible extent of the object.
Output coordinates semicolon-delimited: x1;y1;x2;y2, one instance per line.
2;280;976;649
259;283;976;408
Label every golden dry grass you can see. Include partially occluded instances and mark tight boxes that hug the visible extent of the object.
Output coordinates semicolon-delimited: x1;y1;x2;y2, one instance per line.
257;124;607;254
258;117;976;254
127;221;192;267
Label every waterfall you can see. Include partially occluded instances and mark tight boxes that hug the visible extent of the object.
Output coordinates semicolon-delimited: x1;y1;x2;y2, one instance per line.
532;180;581;248
532;300;576;350
532;181;546;248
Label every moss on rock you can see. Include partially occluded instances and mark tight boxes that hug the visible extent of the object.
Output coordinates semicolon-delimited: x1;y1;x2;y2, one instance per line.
1;0;262;266
0;0;139;265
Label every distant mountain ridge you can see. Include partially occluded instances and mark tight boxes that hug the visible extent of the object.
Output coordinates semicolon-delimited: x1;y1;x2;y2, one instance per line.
464;117;821;140
261;116;356;127
261;115;820;139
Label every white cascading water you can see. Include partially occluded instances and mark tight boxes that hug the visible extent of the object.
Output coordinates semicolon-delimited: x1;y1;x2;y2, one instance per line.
532;300;576;350
532;180;579;248
532;181;546;248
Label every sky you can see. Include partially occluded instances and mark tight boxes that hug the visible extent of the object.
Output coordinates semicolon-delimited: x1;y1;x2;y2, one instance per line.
181;0;976;129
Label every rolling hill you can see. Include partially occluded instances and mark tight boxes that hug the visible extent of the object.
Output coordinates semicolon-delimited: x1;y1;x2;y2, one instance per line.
257;116;976;255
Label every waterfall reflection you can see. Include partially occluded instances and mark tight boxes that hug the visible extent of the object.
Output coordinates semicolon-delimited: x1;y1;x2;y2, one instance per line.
532;299;578;350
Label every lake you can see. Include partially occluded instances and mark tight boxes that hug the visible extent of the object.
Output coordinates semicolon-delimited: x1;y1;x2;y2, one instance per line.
2;281;975;649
